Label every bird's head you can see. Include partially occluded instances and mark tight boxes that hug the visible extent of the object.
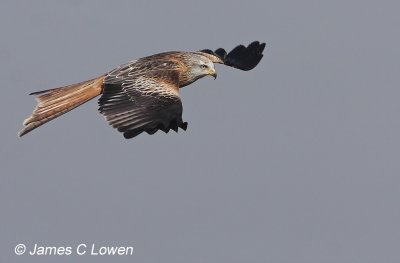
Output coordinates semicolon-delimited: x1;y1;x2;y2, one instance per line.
188;54;217;80
177;52;221;87
197;58;217;79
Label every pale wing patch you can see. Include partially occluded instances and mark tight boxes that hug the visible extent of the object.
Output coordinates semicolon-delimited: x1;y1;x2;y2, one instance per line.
98;59;187;139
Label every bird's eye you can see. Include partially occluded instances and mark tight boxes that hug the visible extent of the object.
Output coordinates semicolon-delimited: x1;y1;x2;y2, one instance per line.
200;64;208;69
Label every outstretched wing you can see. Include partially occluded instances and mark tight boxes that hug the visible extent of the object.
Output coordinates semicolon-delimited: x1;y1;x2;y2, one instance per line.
199;41;266;71
99;59;187;139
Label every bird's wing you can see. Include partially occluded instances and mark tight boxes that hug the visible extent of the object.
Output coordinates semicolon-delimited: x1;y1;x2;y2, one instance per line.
199;41;266;71
99;60;187;139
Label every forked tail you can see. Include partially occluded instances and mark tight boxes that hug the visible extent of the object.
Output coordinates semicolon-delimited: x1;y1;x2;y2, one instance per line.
18;75;105;137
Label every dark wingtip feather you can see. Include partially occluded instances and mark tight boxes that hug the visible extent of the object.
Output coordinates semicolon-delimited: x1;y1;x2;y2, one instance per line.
179;122;188;131
199;41;265;71
199;49;215;55
224;41;266;71
146;128;158;135
123;129;143;139
214;48;227;59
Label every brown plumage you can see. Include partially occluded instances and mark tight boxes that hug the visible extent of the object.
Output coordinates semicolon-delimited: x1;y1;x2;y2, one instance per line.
19;41;265;139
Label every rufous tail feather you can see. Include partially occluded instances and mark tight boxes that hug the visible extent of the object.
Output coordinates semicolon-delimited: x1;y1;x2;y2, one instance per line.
18;75;105;137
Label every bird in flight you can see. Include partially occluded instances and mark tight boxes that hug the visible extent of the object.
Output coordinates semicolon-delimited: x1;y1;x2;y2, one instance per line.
18;41;265;139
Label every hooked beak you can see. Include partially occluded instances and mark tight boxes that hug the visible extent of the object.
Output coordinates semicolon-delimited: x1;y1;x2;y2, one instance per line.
209;68;217;79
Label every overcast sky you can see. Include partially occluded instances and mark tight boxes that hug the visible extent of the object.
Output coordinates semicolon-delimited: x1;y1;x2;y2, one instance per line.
1;0;400;262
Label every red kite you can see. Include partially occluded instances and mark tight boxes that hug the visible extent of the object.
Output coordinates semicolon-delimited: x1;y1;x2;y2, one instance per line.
19;41;265;139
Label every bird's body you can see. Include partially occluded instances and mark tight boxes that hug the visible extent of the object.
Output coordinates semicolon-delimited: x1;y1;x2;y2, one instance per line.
19;41;265;139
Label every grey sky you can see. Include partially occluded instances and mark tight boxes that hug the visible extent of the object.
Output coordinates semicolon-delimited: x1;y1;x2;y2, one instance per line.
1;0;400;262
